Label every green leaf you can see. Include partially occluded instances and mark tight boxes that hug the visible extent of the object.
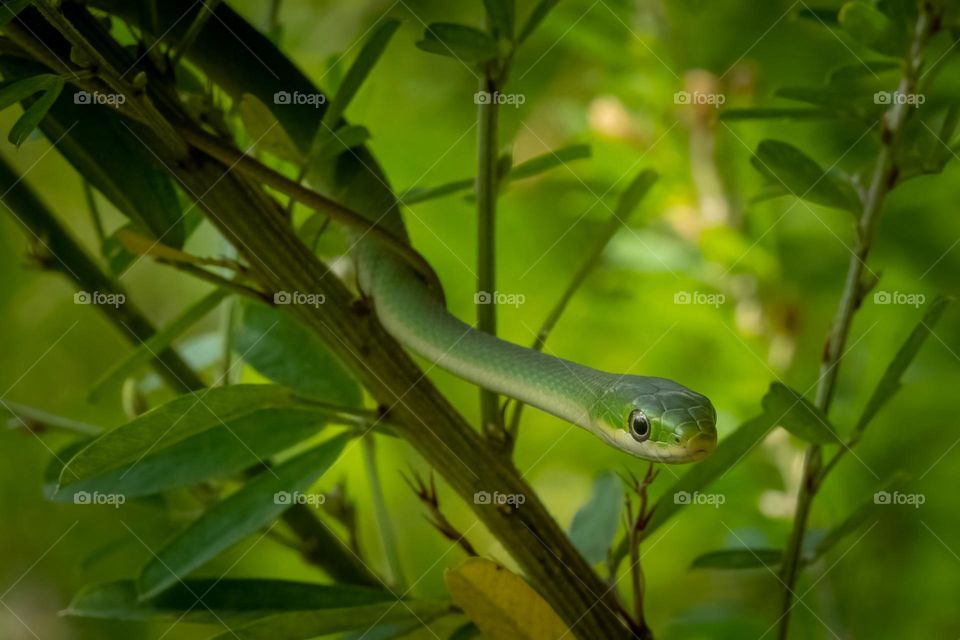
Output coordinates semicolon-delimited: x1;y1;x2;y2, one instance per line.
238;93;304;164
400;178;475;205
321;19;400;129
0;0;36;28
0;74;64;146
233;300;362;405
839;1;907;56
614;169;659;218
416;23;500;63
58;385;321;488
761;383;840;444
445;557;570;640
827;60;899;83
483;0;515;39
208;600;452;640
856;296;952;432
314;124;371;161
568;472;623;565
751;140;862;213
519;0;561;42
774;87;867;113
137;433;351;599
643;415;774;537
65;579;392;623
54;402;327;499
88;290;228;402
508;144;591;181
691;548;783;570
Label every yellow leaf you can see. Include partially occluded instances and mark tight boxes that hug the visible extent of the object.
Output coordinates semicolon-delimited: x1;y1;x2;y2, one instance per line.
444;557;574;640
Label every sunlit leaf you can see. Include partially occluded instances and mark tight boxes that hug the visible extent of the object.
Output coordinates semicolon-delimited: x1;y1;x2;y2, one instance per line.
761;383;840;444
445;558;570;640
238;93;304;164
137;433;351;599
417;23;500;63
569;471;623;565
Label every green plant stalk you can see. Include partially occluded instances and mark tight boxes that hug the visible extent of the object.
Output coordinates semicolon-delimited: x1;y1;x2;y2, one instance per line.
476;70;502;445
362;436;406;589
776;9;938;638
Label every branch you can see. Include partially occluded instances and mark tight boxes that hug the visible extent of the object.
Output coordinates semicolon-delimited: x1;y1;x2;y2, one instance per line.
776;7;941;638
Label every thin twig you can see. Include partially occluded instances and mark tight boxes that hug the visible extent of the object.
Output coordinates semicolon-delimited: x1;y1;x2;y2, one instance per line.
402;468;478;557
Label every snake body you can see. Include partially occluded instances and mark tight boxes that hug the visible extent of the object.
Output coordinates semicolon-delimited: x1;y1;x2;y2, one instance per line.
341;171;717;463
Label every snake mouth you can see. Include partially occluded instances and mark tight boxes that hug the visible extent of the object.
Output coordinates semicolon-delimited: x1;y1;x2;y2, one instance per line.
688;431;717;461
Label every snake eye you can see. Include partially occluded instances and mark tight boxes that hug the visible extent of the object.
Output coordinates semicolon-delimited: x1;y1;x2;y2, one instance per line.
628;410;650;442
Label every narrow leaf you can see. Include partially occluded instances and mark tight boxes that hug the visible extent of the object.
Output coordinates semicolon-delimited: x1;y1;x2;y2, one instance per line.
721;108;837;121
813;473;908;558
691;548;783;570
751;139;861;213
483;0;515;39
0;0;35;28
445;557;570;640
238;93;304;164
417;23;500;63
58;385;317;487
88;290;228;402
64;579;391;623
400;178;475;205
208;601;452;640
569;472;623;565
643;415;773;537
856;296;952;432
614;168;658;218
519;0;561;42
761;383;840;444
8;77;63;146
508;144;591;181
314;124;371;161
137;433;351;599
233;300;362;405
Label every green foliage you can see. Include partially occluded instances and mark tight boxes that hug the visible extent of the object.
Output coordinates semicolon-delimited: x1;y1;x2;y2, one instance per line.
138;433;351;599
751;140;862;214
416;23;501;63
569;471;623;565
761;383;840;444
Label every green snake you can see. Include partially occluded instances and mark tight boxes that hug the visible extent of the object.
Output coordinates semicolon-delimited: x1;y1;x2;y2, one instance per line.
337;169;718;464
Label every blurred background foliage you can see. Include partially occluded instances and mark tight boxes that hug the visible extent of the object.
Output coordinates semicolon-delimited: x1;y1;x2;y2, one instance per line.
1;0;958;638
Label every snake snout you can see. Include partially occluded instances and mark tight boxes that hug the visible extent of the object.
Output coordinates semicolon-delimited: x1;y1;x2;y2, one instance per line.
688;430;717;460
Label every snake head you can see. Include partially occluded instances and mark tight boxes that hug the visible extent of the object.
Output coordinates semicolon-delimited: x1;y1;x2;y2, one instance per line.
590;376;717;463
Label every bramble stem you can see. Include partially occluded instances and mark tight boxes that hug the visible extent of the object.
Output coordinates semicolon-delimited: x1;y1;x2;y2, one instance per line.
776;7;939;638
